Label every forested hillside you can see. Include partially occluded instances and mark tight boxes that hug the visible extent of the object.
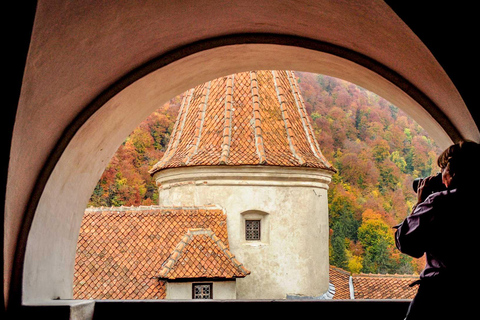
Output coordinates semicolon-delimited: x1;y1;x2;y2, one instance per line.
88;71;442;275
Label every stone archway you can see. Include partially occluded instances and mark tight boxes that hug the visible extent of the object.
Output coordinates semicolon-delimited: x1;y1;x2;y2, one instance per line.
8;1;479;309
19;38;462;304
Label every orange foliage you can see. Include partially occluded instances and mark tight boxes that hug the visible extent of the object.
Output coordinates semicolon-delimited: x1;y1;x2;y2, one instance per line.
89;72;441;275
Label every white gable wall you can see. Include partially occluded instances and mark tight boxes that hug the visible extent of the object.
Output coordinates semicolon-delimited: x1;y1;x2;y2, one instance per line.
166;281;237;300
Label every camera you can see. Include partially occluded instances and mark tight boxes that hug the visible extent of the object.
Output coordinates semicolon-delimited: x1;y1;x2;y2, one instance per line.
412;172;446;194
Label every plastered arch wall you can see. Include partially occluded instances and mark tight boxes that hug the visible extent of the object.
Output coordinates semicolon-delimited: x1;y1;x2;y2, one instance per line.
9;1;480;307
20;41;467;303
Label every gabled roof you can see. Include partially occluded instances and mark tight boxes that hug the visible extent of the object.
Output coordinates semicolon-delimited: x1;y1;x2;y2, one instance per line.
158;228;250;280
74;205;419;300
73;205;235;300
149;70;335;175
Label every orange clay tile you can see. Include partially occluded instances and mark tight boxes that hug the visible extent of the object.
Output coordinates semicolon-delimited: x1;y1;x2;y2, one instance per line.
329;266;352;300
149;70;336;175
158;229;250;280
329;266;419;300
73;206;233;300
74;207;419;300
351;273;419;300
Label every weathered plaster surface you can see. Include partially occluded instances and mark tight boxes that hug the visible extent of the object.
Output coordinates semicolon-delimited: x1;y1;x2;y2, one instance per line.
8;0;478;306
156;166;332;299
166;281;236;300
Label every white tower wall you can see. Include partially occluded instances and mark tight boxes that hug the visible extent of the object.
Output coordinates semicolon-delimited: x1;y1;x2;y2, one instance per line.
155;165;332;299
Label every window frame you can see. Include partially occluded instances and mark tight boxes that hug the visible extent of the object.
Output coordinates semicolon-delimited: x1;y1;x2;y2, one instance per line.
192;283;213;299
245;219;261;241
241;210;269;245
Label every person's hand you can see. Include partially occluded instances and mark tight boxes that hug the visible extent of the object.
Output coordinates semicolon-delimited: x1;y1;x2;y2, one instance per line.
416;175;436;204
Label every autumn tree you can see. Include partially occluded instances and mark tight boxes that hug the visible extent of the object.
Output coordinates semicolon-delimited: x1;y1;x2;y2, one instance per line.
89;72;441;275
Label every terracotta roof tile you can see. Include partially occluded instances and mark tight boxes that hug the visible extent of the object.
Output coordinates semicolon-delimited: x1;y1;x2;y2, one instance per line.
352;273;419;300
73;205;232;300
75;206;419;300
159;228;250;280
329;266;352;300
149;70;336;175
329;266;419;300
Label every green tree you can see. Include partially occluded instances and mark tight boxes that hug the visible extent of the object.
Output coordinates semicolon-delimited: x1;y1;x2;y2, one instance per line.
357;209;395;273
330;222;348;269
372;139;390;163
390;151;407;173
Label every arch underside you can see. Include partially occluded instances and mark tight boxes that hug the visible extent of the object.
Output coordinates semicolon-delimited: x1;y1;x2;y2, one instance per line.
16;35;479;304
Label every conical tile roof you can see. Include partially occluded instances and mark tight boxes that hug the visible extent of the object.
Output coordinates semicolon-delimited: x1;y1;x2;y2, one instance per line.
150;70;335;175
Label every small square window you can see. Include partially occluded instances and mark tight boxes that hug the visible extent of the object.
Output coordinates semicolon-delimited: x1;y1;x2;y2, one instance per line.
245;220;261;240
192;283;212;299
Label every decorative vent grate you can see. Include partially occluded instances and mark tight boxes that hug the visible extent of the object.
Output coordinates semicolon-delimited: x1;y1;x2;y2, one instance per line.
245;220;261;240
193;283;212;299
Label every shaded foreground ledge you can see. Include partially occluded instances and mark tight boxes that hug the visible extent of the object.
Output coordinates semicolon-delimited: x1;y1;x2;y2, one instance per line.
16;299;412;320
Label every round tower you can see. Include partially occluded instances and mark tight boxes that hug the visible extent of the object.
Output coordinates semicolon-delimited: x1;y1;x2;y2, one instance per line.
150;70;336;299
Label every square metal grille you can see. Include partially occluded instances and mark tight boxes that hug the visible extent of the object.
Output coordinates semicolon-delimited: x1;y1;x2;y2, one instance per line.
193;283;212;299
245;220;261;240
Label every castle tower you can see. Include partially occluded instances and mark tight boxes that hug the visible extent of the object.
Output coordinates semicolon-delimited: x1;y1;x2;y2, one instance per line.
150;70;336;299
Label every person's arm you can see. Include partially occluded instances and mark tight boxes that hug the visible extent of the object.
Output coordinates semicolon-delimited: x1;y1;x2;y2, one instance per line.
394;201;434;258
395;177;437;258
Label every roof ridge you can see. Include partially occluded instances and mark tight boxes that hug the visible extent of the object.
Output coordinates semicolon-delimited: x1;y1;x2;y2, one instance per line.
329;265;351;276
158;228;250;280
353;273;419;278
184;81;212;165
286;71;330;166
219;75;234;164
84;204;224;212
150;88;194;173
250;71;267;164
210;232;251;277
271;70;305;165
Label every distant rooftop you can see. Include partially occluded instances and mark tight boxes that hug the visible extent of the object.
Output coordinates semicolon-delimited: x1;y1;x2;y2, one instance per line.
150;70;335;175
351;272;419;300
74;206;418;300
74;205;232;299
329;266;419;300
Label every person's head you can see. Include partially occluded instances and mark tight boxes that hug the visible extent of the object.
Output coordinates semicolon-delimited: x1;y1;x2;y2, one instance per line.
437;140;480;189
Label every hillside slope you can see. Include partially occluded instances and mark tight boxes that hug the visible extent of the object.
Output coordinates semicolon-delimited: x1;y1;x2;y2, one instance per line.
88;72;440;274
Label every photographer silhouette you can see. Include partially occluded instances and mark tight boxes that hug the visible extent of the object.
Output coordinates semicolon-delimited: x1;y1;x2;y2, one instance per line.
395;141;480;319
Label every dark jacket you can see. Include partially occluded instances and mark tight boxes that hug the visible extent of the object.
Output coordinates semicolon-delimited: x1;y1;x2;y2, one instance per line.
395;188;478;319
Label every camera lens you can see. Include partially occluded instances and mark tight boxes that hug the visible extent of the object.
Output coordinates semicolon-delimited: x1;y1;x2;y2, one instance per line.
412;173;445;194
412;178;422;193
